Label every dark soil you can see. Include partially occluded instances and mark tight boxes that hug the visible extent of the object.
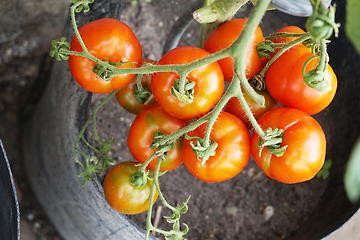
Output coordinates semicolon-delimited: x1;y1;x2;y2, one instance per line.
0;0;328;240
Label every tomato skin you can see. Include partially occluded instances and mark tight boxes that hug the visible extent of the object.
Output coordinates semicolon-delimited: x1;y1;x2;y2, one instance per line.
251;108;326;184
265;45;337;115
103;161;158;215
182;112;250;182
68;18;142;94
151;46;224;120
127;104;186;172
225;89;278;130
203;19;265;81
115;59;157;115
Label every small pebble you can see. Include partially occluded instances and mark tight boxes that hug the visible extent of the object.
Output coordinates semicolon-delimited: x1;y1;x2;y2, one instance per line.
263;205;275;222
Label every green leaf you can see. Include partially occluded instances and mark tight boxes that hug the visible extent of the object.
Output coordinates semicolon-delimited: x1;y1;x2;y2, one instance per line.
345;137;360;203
346;0;360;55
317;159;332;179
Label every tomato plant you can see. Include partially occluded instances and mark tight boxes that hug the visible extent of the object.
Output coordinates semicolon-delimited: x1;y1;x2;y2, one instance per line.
251;107;326;184
265;45;337;115
182;112;251;182
151;46;224;120
68;18;142;94
103;161;158;215
225;89;278;129
52;0;340;238
115;59;157;115
127;104;186;172
203;18;265;81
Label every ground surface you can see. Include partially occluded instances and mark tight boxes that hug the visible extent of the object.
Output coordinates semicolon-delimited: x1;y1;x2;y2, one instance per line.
0;0;358;240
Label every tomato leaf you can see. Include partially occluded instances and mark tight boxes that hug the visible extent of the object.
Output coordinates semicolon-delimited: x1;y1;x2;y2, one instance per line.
316;159;332;179
346;0;360;55
344;137;360;203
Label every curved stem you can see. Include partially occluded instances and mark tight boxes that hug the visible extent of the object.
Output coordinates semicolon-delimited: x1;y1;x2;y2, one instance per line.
154;179;176;212
233;75;265;138
145;158;162;240
70;4;89;55
73;90;118;161
139;151;158;173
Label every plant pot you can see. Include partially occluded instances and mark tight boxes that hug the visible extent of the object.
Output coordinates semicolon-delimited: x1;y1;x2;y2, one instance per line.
0;139;20;240
21;0;360;239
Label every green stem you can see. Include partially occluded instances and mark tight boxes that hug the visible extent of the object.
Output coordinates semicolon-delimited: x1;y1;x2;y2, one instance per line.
318;39;327;72
135;73;144;92
73;90;118;160
258;33;312;79
158;114;210;146
145;155;162;240
233;75;265;138
202;81;235;147
154;179;176;212
70;3;89;55
178;72;190;95
230;0;272;106
139;151;158;173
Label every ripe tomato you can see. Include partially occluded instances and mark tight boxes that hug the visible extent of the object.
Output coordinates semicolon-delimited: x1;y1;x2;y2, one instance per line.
225;89;278;130
182;112;250;182
103;161;158;215
265;45;337;115
115;59;157;115
68;18;142;94
151;46;224;120
251;108;326;184
127;104;186;172
203;19;265;81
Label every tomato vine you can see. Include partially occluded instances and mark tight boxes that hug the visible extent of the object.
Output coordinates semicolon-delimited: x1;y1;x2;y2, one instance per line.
50;0;340;239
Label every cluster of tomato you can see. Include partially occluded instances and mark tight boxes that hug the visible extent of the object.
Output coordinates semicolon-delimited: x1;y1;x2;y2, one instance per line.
68;17;337;214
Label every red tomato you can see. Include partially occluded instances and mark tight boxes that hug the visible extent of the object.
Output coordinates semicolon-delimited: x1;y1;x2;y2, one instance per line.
115;59;157;115
225;89;278;129
68;18;142;94
251;108;326;184
127;104;186;172
103;161;158;215
182;112;250;182
265;45;337;115
151;46;224;120
203;19;265;81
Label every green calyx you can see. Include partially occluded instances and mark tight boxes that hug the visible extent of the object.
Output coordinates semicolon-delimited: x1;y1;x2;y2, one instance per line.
131;170;149;188
306;0;339;40
185;134;218;166
171;79;195;104
256;40;276;59
92;62;113;82
133;80;152;104
50;37;71;61
93;61;134;82
258;128;287;157
69;0;94;13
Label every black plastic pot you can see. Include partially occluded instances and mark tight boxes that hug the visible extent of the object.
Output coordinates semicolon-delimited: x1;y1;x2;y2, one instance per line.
0;139;20;240
21;0;360;239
